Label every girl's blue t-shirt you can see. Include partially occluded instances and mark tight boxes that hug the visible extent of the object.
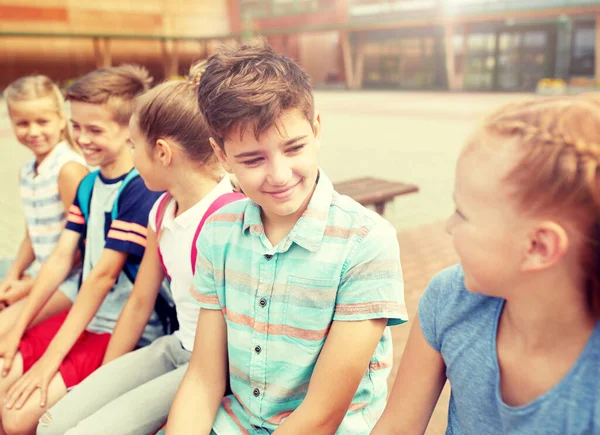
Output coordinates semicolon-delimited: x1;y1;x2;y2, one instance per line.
419;265;600;435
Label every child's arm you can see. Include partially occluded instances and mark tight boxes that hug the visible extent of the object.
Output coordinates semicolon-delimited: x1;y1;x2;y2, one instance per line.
0;169;91;364
0;228;36;306
0;275;34;309
2;167;38;285
0;162;86;306
102;227;164;364
371;315;447;435
276;222;408;434
0;229;80;374
166;224;227;434
274;318;387;434
57;162;88;212
166;308;228;434
5;176;157;409
57;162;87;269
5;247;127;409
0;226;35;284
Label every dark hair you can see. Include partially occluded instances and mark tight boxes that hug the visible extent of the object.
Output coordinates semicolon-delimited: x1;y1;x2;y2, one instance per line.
65;64;152;125
134;62;218;169
198;42;314;148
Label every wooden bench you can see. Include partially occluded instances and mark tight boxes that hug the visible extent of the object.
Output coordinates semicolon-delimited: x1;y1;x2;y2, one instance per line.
334;177;419;215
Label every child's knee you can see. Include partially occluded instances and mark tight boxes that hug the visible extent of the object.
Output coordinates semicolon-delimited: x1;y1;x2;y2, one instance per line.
36;410;53;433
36;409;73;435
2;406;39;435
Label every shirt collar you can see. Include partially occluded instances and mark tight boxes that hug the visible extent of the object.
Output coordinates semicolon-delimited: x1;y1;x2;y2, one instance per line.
242;169;333;253
166;175;234;230
33;141;68;176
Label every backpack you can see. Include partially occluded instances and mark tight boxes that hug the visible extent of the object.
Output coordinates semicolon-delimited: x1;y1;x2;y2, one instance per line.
153;191;244;334
75;168;176;335
154;191;245;279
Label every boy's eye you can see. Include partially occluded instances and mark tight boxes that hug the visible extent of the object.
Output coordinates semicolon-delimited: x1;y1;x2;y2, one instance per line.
37;120;49;125
90;128;103;135
286;144;305;153
16;121;28;127
71;124;80;131
242;158;263;166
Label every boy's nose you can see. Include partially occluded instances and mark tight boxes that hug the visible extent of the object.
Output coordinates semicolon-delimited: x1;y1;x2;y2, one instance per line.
77;132;91;145
267;163;292;187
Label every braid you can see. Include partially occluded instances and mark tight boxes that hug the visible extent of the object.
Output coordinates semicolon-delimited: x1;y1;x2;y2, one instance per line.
480;97;600;316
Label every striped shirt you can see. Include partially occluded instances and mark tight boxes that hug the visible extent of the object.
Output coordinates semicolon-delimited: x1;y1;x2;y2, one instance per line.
66;170;163;343
191;170;408;434
20;141;85;299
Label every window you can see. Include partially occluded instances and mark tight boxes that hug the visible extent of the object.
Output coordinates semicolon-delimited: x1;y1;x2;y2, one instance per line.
570;24;595;77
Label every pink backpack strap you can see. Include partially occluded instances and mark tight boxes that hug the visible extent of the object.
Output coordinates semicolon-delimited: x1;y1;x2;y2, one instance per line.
190;192;245;273
155;193;172;281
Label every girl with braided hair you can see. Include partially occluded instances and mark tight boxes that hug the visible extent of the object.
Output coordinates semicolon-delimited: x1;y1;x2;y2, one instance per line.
373;97;600;434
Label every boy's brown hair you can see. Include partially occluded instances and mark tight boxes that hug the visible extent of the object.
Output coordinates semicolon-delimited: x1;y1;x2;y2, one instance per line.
198;43;314;148
65;64;152;125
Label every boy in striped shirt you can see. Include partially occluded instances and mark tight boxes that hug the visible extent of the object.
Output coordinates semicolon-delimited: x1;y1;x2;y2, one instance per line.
167;44;408;434
0;65;161;434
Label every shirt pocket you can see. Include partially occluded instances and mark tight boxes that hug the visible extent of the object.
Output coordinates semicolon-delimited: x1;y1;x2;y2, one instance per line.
282;275;338;349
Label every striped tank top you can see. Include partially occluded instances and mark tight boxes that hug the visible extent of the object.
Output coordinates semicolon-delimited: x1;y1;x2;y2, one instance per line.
20;141;86;268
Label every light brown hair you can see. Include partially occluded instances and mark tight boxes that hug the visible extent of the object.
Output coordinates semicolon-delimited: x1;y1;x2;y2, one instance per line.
65;64;152;125
477;97;600;315
4;75;77;150
133;62;219;172
198;42;314;148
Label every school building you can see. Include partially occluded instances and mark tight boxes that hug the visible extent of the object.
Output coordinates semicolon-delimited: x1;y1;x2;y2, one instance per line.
1;0;599;91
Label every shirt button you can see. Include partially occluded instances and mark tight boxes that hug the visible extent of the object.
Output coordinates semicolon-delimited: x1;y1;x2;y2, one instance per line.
254;345;261;354
259;298;267;307
264;254;273;260
253;388;260;397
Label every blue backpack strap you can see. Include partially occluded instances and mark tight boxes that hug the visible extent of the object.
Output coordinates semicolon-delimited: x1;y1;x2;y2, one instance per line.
111;168;140;221
76;170;100;222
108;168;142;282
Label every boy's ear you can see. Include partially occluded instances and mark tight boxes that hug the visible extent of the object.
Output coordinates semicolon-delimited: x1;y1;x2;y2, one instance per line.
313;111;321;150
155;138;173;166
521;221;569;273
210;137;233;173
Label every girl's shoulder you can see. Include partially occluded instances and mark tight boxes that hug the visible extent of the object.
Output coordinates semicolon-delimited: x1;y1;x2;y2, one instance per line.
419;265;500;350
53;142;86;169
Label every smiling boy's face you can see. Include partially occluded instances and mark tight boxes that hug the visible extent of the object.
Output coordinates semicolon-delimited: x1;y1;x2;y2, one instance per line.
212;108;321;225
70;101;129;170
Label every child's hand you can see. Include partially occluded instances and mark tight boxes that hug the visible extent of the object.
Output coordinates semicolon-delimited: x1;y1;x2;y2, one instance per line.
0;278;11;294
0;278;15;309
0;279;32;308
0;330;22;377
4;354;61;409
